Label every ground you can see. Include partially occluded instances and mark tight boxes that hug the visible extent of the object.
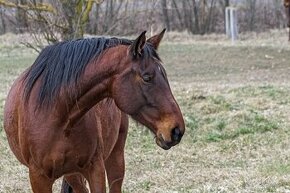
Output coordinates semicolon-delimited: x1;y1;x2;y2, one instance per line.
0;30;290;193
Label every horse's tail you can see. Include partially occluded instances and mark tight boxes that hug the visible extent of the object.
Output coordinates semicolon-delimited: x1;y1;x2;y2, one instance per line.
60;179;73;193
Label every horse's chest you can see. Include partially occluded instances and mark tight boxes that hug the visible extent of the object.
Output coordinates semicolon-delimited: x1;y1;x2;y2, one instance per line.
28;126;99;178
62;128;99;166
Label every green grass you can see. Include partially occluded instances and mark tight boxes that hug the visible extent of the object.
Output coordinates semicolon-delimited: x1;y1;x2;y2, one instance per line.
205;112;279;142
261;162;290;175
179;85;286;144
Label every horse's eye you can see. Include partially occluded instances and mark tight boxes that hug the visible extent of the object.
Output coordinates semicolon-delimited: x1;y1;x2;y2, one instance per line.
142;74;152;83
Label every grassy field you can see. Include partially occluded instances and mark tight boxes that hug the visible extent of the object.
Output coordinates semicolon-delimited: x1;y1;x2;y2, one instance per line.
1;31;290;192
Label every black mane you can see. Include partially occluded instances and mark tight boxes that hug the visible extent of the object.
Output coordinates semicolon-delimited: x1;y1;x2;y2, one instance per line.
24;37;131;107
23;37;159;107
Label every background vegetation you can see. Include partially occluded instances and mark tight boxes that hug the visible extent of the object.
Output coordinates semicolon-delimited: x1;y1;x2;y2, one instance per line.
0;0;289;48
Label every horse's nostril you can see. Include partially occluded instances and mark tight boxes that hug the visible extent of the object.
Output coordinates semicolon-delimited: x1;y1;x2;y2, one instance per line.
171;127;182;142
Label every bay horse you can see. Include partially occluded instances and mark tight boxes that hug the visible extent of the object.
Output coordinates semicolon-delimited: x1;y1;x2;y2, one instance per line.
3;30;185;193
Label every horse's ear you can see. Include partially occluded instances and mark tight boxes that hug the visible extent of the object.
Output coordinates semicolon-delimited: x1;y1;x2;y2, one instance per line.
147;28;166;50
130;31;147;58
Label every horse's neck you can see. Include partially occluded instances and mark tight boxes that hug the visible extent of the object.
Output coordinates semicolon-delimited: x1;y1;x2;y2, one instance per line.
62;46;128;128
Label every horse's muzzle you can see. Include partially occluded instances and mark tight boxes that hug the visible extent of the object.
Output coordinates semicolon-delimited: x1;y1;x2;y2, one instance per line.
156;127;184;150
171;127;183;143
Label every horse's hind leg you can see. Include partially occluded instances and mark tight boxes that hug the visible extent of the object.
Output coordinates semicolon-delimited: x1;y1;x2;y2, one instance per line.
29;166;53;193
61;174;89;193
105;114;128;193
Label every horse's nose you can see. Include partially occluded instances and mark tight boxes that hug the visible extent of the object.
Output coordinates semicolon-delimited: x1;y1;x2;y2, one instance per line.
171;127;183;142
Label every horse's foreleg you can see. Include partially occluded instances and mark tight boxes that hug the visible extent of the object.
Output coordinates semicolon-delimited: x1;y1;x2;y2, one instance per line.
62;174;89;193
83;157;106;193
29;166;53;193
105;139;126;193
105;114;128;193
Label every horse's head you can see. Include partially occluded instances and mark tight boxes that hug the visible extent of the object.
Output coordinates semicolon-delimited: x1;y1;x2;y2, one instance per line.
111;30;185;150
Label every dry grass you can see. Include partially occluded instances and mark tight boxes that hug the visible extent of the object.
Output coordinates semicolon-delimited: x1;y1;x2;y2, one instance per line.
1;30;290;192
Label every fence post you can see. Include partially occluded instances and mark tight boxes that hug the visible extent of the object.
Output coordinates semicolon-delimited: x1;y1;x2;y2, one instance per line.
225;7;238;42
225;7;231;37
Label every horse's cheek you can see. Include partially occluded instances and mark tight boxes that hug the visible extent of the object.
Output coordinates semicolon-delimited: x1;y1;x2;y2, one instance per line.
116;81;142;114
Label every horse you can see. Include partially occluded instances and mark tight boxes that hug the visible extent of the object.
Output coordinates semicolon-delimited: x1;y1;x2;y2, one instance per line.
3;29;185;193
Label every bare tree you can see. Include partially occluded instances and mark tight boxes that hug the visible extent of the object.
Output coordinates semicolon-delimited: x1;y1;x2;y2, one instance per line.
284;0;290;40
0;0;103;50
225;0;229;7
0;7;6;34
161;0;170;31
192;0;200;33
246;0;257;31
219;0;229;32
0;0;289;39
57;0;100;40
15;0;28;33
171;0;183;29
0;0;54;12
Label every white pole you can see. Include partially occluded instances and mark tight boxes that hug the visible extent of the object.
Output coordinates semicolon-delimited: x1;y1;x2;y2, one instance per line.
228;7;238;42
225;7;231;37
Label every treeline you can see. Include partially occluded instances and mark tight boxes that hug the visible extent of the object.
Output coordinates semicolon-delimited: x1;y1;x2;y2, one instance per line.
0;0;288;37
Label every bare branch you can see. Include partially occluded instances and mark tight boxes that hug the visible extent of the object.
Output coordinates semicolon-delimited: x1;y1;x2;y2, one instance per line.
0;0;55;13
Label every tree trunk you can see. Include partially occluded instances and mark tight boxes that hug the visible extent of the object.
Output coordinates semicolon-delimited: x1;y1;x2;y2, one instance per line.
200;0;207;34
161;0;170;31
59;0;95;40
187;0;194;33
287;6;290;41
102;0;110;33
16;0;28;33
221;0;230;33
247;0;256;31
192;0;200;33
182;0;189;31
225;0;229;7
0;7;6;34
94;4;100;34
171;0;183;29
60;0;78;40
205;0;216;33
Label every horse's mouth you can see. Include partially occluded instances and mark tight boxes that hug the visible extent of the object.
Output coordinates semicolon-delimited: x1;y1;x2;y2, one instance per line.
155;134;180;150
155;137;171;150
